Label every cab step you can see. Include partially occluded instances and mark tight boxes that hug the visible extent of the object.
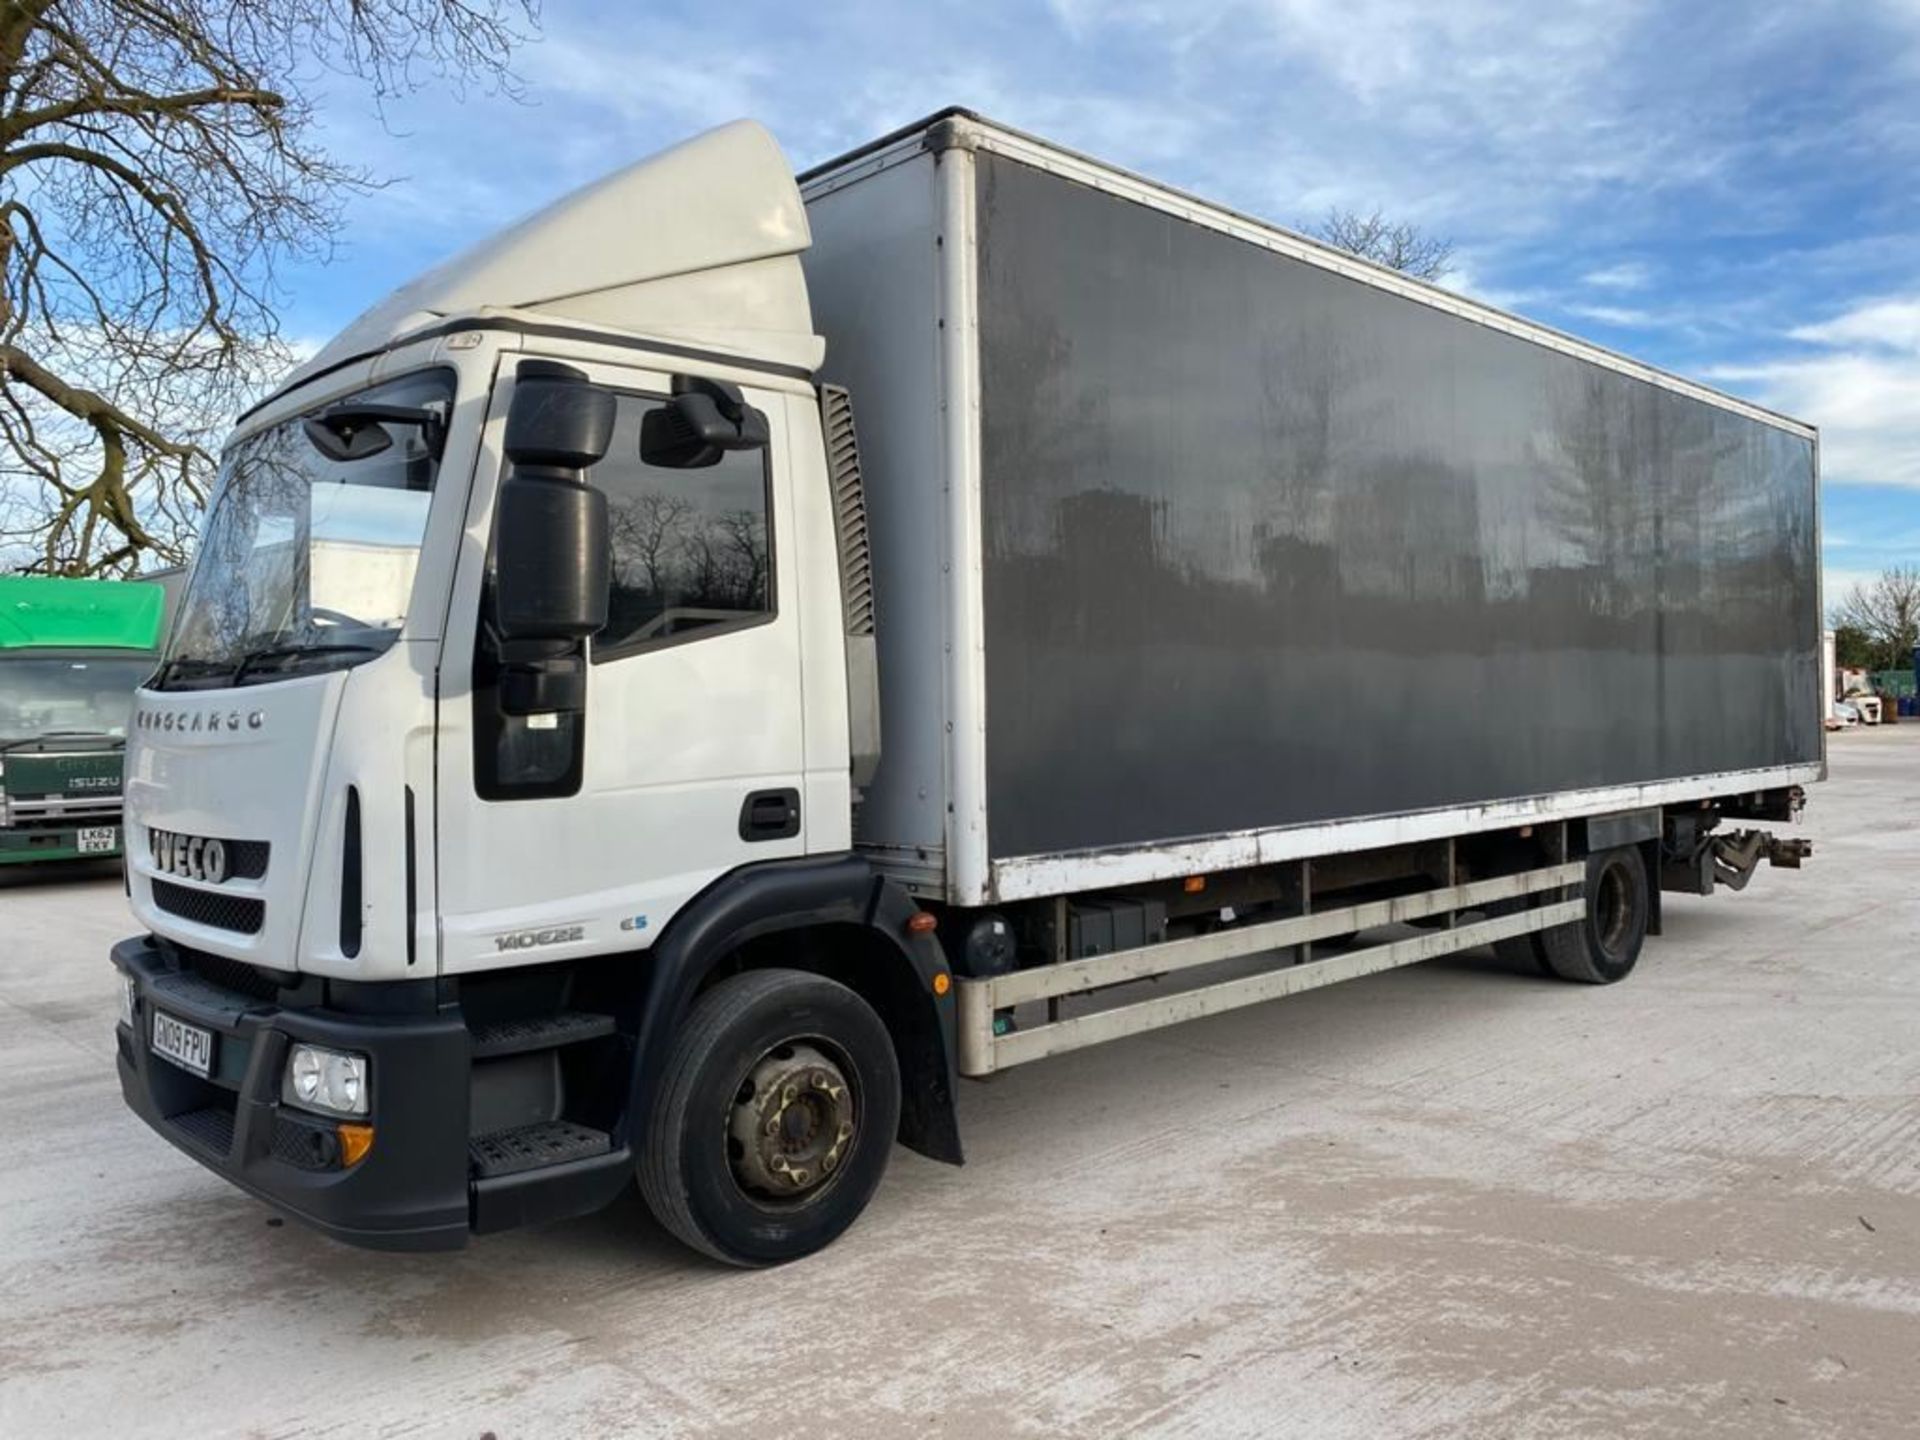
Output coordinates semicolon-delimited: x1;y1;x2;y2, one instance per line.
469;1120;612;1179
467;1010;616;1059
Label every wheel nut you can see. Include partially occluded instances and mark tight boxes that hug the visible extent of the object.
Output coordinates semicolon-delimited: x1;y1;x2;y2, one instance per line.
727;1043;857;1201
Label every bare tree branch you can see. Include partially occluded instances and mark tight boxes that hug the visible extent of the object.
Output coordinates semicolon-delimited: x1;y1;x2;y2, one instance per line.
0;0;539;576
1830;566;1920;672
1313;207;1456;283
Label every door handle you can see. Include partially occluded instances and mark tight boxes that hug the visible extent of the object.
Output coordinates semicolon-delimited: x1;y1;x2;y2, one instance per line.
739;788;801;842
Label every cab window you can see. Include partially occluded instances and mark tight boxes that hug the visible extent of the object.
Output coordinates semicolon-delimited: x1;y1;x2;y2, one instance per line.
592;395;774;661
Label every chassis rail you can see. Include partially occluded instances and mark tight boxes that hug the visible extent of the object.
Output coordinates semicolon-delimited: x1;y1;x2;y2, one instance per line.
957;861;1586;1074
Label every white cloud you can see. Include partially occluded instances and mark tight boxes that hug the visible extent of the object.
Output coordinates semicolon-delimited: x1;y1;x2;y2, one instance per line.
1790;298;1920;352
288;0;1920;310
1823;567;1894;606
272;0;1920;537
1582;261;1653;290
1562;302;1661;328
1038;0;1738;237
1826;524;1920;552
519;33;778;137
1444;253;1544;313
1712;293;1920;488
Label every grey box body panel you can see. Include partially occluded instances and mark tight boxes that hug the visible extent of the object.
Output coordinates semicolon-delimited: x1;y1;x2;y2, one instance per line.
803;122;1820;894
970;151;1818;857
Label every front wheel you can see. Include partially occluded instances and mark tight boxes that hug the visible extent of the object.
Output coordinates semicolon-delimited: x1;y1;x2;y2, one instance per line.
638;969;901;1266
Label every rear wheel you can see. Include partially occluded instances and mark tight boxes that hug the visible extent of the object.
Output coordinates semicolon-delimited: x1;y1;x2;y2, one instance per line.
638;968;901;1267
1534;845;1649;984
1493;930;1554;975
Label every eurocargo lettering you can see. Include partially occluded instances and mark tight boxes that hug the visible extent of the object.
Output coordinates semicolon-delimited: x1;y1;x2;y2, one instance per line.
110;111;1820;1265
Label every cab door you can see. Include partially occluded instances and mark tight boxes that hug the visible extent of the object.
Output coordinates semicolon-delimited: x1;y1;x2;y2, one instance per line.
435;357;807;972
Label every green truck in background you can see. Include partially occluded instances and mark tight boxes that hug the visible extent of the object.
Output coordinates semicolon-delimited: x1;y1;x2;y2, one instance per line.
0;575;167;866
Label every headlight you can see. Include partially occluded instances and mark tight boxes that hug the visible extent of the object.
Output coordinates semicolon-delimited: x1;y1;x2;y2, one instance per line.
119;971;136;1029
282;1043;369;1117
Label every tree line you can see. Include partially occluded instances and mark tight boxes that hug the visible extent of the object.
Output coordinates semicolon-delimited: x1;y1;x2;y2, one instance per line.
1831;566;1920;673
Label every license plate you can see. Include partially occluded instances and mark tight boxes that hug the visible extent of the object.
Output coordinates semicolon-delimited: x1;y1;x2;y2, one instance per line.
151;1010;215;1078
77;826;119;854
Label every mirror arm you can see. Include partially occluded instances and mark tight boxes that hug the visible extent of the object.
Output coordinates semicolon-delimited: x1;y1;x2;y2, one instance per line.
497;653;587;717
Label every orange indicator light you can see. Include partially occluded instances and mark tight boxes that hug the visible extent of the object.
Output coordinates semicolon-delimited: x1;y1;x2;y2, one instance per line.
337;1123;375;1167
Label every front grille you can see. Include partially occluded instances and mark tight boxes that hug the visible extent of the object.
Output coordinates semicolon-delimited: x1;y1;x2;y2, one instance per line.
180;947;285;1001
151;968;268;1015
170;1104;236;1156
143;833;270;880
152;878;265;935
224;839;271;880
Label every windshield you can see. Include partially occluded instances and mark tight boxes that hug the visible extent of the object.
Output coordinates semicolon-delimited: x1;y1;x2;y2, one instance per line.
0;654;154;743
157;368;454;688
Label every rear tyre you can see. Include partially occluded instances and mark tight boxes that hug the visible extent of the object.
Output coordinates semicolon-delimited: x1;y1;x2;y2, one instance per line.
638;968;901;1267
1536;845;1649;985
1492;932;1554;976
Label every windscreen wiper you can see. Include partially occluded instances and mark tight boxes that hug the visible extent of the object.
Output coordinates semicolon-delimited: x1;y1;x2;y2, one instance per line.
1;733;90;752
232;643;380;686
0;732;121;759
151;656;232;690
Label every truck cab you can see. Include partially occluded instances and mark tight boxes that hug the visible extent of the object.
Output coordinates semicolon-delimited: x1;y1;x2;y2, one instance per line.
0;575;165;866
112;120;951;1263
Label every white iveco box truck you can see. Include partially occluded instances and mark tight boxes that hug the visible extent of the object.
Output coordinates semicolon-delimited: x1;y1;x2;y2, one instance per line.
112;110;1821;1265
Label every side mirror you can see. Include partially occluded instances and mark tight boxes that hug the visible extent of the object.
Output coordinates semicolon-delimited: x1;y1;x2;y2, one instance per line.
493;362;613;643
640;375;770;469
494;482;609;643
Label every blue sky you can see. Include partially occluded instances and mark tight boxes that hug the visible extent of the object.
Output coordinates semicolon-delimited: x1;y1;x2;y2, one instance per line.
283;0;1920;606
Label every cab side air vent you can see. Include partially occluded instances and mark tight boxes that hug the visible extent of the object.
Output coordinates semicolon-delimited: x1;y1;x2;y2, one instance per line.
821;384;882;794
340;787;363;959
821;384;875;638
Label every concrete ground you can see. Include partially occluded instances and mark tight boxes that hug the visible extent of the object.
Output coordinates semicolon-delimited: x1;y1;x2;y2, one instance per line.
2;731;1916;1440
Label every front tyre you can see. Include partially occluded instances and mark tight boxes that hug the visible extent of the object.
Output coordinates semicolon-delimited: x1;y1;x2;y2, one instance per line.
638;969;901;1266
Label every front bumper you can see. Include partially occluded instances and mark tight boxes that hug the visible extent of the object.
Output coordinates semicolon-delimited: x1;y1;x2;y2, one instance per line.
113;935;473;1250
1;820;122;864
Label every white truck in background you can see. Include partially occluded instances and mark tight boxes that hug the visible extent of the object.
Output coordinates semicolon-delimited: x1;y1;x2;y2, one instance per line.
112;112;1819;1265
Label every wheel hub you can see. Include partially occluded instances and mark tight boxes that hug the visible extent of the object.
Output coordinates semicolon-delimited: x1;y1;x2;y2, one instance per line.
728;1043;857;1200
1594;861;1632;956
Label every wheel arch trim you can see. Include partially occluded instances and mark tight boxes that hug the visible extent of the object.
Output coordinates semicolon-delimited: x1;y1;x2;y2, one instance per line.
623;853;963;1165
